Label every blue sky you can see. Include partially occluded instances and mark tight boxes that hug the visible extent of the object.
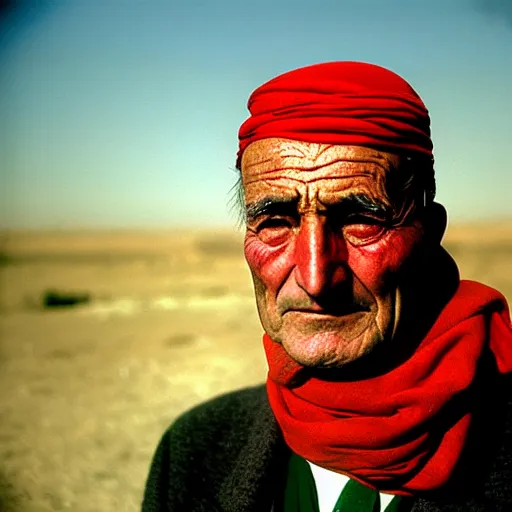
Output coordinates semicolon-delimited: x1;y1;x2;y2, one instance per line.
1;0;511;228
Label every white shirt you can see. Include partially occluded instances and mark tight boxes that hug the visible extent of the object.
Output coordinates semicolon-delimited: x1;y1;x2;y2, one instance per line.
307;461;396;512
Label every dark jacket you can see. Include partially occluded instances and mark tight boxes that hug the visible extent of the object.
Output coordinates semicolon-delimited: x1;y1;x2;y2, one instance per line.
142;372;512;512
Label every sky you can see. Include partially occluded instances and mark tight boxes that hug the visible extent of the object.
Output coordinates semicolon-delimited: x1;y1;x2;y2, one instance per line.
1;0;511;229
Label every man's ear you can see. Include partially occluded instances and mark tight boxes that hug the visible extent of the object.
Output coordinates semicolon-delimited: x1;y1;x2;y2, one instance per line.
424;202;447;245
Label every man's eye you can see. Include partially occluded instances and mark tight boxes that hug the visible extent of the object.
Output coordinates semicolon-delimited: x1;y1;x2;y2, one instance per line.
342;221;386;245
256;218;294;246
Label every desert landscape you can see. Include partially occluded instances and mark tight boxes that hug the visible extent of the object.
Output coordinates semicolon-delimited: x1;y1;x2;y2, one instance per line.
0;224;511;511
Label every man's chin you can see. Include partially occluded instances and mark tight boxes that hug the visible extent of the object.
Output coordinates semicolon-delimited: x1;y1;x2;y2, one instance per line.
279;329;379;368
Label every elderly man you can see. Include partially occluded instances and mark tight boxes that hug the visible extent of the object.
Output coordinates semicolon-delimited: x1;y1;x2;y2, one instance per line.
142;62;512;511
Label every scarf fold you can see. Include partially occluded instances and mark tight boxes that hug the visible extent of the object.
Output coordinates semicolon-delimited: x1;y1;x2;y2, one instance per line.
265;280;512;495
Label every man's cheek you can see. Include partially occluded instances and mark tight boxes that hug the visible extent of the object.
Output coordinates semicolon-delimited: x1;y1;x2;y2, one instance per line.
250;272;283;336
348;245;390;291
251;275;270;313
244;234;293;291
348;230;421;290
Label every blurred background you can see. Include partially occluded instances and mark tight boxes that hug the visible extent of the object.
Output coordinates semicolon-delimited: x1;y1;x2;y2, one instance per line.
1;0;511;510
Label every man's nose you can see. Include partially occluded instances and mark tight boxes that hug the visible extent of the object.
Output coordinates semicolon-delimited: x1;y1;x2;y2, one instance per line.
294;215;349;298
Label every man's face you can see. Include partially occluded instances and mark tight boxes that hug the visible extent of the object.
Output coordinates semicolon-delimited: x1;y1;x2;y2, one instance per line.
241;138;427;369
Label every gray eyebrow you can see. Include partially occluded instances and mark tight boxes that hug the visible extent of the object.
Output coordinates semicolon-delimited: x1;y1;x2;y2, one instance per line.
245;197;298;223
245;194;391;223
330;194;391;219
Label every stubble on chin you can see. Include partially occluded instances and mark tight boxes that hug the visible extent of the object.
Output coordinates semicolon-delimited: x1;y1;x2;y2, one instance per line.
272;312;386;368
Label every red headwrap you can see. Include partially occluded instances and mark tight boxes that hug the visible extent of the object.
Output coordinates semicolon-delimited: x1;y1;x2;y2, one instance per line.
237;61;433;169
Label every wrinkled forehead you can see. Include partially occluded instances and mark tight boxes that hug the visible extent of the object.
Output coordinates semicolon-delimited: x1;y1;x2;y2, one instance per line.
240;138;400;185
240;139;402;212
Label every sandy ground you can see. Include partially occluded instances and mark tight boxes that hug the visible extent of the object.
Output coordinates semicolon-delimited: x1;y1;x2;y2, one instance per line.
0;225;511;511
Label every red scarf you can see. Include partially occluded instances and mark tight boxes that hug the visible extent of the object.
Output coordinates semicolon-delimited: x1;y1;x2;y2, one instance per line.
265;280;512;495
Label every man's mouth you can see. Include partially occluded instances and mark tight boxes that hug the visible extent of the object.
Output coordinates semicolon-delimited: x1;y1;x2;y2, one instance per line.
285;309;368;325
285;302;370;315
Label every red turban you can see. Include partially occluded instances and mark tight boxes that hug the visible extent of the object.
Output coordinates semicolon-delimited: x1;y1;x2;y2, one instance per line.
236;61;433;169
